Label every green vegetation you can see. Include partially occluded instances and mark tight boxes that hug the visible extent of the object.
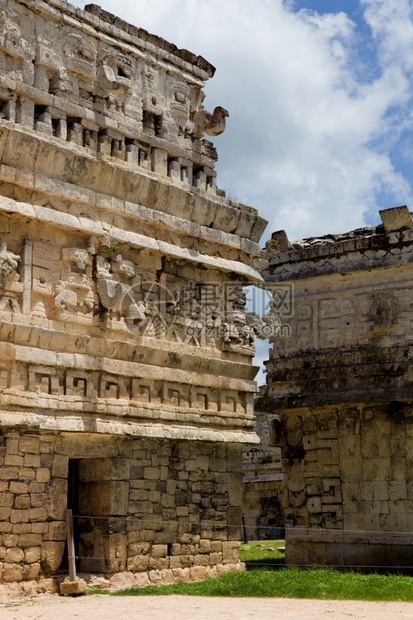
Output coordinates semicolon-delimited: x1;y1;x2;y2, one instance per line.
87;541;413;602
102;568;413;601
240;539;285;568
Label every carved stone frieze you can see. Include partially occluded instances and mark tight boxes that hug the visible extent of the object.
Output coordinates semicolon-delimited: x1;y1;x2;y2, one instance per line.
53;248;94;315
0;240;20;286
0;240;21;313
98;51;133;94
94;252;147;323
0;235;260;357
63;32;96;79
222;287;255;354
0;17;34;84
0;0;262;591
3;360;247;418
96;278;146;321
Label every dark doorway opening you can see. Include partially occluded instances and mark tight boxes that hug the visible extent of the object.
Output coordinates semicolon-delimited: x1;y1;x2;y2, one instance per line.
59;459;80;574
58;456;129;575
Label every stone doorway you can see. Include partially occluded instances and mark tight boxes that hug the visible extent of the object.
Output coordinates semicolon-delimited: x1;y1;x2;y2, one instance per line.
60;457;129;574
59;459;80;574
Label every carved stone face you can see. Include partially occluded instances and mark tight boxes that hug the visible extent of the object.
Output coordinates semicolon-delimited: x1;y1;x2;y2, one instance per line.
95;255;112;279
285;416;303;447
0;241;20;283
63;32;96;79
113;256;135;279
72;249;90;272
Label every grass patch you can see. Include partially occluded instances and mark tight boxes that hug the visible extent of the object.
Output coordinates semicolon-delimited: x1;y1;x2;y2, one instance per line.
240;539;285;569
107;567;413;602
85;540;413;602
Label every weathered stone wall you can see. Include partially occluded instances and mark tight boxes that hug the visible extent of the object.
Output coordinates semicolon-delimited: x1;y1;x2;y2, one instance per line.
0;0;267;590
242;481;284;541
277;402;413;567
242;411;284;540
0;430;243;593
259;206;413;568
0;0;265;443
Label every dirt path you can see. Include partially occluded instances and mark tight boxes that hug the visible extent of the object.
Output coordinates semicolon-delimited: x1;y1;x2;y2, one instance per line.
1;594;413;620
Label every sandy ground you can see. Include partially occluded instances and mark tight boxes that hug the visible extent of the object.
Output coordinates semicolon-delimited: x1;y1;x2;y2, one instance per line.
1;594;413;620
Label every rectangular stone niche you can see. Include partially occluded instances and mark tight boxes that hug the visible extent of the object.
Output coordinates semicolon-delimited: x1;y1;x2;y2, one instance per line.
63;457;129;574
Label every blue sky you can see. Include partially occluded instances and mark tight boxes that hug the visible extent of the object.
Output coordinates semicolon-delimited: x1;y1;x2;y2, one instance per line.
70;0;413;241
69;0;413;381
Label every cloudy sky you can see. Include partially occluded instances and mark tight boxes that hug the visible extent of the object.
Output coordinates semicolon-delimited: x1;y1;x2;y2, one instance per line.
70;0;413;243
70;0;413;381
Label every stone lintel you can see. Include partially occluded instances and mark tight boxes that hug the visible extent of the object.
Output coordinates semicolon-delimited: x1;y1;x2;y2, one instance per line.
243;473;283;483
0;411;260;444
11;344;258;393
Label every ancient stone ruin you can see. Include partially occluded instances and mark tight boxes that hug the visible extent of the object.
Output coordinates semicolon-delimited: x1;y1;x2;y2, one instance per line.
242;410;284;541
0;0;267;593
259;205;413;569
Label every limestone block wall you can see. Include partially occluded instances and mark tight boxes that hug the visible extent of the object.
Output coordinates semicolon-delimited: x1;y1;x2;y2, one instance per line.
242;410;284;540
0;430;243;591
242;481;284;541
276;402;413;567
0;0;267;590
259;206;413;568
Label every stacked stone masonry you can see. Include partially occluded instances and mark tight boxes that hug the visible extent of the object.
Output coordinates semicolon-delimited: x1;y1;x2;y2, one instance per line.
0;0;267;592
0;432;243;593
258;205;413;568
242;410;284;541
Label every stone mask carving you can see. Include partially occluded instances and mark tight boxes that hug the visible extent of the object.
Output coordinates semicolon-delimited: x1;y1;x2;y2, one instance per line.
0;241;20;288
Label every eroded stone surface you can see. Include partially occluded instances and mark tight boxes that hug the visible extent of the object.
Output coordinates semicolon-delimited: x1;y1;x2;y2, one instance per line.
259;206;413;568
242;411;284;541
59;578;87;596
0;0;266;589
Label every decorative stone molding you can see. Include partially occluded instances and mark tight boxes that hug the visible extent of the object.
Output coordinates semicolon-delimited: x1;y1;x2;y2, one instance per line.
0;0;264;590
259;206;413;569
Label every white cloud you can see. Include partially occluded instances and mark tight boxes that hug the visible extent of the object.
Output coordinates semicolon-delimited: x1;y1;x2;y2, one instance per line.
69;0;413;242
361;0;413;70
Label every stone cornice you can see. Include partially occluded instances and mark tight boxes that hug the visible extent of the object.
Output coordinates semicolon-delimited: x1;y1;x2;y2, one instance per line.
0;411;260;443
0;194;263;281
22;0;215;81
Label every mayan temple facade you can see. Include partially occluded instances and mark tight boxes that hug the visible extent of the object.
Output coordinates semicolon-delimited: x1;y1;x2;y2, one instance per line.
0;0;267;592
259;206;413;569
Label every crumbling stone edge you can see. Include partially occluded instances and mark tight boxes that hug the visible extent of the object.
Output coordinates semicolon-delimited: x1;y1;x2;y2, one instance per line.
0;562;244;597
